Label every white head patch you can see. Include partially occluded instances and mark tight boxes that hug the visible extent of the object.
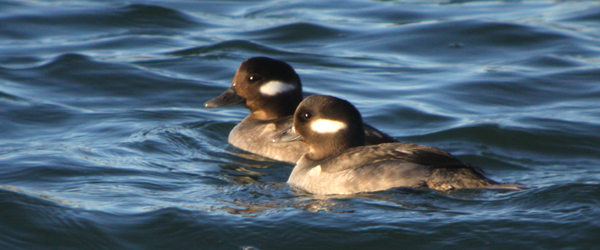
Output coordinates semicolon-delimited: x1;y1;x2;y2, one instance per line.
310;119;347;134
260;81;295;96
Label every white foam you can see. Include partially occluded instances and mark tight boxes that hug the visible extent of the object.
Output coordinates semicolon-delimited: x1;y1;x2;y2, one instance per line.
310;119;347;134
259;81;295;96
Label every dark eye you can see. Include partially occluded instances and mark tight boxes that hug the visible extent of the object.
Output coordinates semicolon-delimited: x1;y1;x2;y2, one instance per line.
302;112;312;120
248;75;261;83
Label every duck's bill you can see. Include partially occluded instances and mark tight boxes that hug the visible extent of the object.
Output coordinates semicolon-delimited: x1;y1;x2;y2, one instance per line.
204;87;246;108
270;125;303;143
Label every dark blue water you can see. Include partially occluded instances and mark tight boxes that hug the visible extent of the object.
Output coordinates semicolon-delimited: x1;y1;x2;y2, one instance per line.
1;1;600;249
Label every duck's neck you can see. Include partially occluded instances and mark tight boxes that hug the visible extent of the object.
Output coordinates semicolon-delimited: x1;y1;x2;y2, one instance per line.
307;134;365;161
247;95;302;120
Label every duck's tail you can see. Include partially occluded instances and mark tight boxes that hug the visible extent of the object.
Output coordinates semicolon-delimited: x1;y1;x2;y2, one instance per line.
425;166;524;191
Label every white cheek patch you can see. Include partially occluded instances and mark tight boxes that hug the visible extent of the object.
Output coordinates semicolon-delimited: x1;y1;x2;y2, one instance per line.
310;119;347;134
260;81;296;96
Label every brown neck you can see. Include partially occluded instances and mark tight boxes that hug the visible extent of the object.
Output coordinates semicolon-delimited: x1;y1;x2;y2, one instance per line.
246;94;302;120
306;131;365;161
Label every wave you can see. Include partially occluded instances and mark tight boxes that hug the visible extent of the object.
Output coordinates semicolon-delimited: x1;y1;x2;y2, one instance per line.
167;39;299;58
0;3;202;41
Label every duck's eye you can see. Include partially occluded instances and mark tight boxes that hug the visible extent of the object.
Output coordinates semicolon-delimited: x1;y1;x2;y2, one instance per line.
248;75;261;83
302;112;312;120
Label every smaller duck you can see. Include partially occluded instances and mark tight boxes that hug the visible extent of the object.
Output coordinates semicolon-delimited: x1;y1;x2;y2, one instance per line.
273;95;521;195
205;57;396;163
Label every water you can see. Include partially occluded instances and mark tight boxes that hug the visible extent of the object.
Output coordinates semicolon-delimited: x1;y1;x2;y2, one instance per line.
1;0;599;249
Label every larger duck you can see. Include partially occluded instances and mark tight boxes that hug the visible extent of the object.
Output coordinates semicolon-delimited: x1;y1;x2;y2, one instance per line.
273;95;520;195
205;57;396;163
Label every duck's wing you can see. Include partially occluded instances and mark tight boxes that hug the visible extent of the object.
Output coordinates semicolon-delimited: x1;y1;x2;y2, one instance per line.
319;143;465;174
318;143;519;191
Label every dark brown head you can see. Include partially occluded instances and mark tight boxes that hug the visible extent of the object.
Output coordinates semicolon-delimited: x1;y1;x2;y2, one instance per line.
205;57;303;120
291;95;365;160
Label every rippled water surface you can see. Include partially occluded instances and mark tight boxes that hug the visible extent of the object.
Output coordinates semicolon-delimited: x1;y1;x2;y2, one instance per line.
1;1;600;249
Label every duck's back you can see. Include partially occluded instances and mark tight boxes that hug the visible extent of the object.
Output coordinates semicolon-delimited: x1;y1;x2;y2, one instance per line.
363;123;398;145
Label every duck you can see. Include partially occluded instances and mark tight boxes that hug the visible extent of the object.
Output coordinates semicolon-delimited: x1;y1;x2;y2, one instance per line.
205;57;396;163
272;95;521;195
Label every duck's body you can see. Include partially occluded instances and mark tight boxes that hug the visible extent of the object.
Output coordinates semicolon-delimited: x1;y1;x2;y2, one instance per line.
288;143;499;195
274;95;519;195
205;57;396;163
